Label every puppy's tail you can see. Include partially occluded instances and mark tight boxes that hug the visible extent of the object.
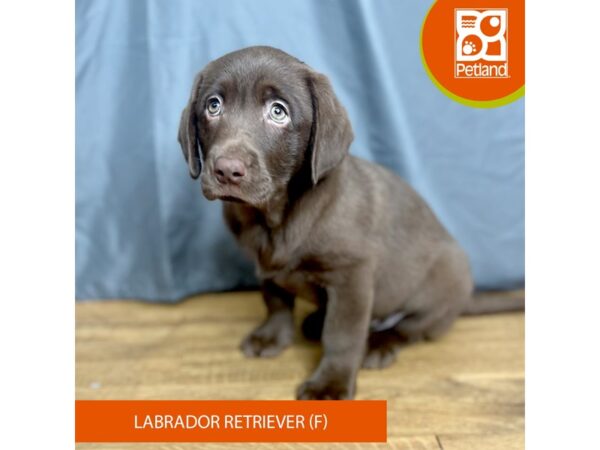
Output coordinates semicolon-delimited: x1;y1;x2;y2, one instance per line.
462;289;525;315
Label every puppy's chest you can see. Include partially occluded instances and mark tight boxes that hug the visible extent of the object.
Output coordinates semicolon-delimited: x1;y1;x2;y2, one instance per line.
242;226;310;273
236;223;325;297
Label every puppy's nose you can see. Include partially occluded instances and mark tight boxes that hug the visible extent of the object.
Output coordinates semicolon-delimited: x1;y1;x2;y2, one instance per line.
214;157;247;185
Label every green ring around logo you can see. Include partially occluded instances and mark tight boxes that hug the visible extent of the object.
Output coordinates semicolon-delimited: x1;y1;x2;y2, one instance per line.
419;2;524;109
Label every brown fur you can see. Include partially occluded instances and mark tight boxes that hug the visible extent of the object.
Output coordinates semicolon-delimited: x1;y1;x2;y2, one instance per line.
178;46;512;399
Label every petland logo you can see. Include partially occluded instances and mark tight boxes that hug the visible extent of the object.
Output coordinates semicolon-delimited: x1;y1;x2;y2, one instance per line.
455;9;508;78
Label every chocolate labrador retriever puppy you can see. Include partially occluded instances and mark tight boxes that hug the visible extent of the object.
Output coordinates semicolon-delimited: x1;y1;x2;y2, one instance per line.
178;46;522;399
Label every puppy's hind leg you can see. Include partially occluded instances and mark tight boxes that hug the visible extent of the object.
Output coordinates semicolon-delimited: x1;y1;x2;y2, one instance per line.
394;246;472;342
393;306;455;342
361;306;454;369
362;328;403;369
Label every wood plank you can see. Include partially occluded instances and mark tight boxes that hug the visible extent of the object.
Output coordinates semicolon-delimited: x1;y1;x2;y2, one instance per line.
77;435;441;449
438;433;524;450
76;292;524;448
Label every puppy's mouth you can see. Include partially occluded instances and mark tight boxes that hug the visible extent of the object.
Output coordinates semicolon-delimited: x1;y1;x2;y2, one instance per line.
219;195;247;204
200;170;273;207
201;182;255;205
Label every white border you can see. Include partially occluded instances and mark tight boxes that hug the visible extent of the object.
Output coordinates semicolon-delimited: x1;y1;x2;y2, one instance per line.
0;1;74;449
2;1;600;448
527;0;600;448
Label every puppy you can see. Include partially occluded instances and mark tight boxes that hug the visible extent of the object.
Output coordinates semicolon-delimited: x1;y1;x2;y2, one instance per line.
178;46;517;399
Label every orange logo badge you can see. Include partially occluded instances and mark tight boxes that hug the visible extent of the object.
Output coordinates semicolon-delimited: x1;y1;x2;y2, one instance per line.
421;1;524;107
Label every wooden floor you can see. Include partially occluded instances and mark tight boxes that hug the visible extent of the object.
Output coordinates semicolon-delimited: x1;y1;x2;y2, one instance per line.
76;292;524;449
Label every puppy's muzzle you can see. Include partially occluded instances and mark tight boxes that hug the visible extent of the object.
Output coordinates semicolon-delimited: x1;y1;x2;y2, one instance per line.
214;156;247;185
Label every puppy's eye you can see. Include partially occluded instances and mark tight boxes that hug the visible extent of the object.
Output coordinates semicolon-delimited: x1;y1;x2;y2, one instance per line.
206;96;222;116
269;102;288;123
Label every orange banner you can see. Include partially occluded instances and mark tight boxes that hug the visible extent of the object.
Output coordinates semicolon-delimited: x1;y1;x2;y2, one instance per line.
75;400;387;443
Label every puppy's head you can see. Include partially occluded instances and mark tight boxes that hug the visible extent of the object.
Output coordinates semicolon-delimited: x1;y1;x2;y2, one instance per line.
178;46;353;207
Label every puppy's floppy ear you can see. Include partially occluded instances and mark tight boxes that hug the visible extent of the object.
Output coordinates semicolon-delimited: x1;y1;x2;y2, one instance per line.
306;72;354;185
178;73;203;179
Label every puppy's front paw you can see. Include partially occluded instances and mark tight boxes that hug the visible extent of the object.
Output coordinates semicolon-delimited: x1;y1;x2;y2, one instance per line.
296;377;354;400
240;318;293;358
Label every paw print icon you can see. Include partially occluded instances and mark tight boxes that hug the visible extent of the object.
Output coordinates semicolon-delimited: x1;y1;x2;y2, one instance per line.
461;36;482;57
463;41;476;55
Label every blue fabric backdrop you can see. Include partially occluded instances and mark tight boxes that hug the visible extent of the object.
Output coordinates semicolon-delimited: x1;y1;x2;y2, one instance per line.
76;0;524;301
